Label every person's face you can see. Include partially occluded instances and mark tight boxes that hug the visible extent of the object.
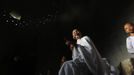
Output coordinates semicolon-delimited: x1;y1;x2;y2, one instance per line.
72;29;81;40
124;24;134;33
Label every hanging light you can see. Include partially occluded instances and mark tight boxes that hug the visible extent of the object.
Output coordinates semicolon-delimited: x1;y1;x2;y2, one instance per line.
9;11;21;20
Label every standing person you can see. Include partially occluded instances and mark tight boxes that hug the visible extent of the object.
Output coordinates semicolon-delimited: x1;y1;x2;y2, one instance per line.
58;29;110;75
119;22;134;75
124;22;134;57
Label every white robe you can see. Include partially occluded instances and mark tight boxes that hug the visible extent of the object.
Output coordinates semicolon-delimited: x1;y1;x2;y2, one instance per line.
59;36;113;75
126;36;134;54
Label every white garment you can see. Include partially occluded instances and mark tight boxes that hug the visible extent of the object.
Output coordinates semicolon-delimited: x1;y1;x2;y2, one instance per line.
126;36;134;53
76;36;110;75
59;36;112;75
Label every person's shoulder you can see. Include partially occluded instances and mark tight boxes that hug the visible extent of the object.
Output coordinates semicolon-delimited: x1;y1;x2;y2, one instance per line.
127;36;132;39
126;36;132;41
82;36;91;41
82;36;90;39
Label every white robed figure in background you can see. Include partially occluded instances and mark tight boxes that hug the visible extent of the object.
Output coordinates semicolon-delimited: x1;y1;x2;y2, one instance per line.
59;29;116;75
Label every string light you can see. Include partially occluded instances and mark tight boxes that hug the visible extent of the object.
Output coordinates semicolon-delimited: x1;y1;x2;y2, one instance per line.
0;9;58;28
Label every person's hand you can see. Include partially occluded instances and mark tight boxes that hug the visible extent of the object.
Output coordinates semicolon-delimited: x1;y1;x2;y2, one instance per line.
69;44;74;50
64;37;70;46
64;37;74;50
65;40;71;46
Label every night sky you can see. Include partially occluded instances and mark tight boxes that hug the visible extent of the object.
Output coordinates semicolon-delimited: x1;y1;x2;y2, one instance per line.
0;0;134;75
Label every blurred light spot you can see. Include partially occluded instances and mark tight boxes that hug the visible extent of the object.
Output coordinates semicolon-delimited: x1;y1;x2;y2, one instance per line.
3;14;6;16
6;20;9;22
9;11;21;20
15;24;18;26
11;20;14;22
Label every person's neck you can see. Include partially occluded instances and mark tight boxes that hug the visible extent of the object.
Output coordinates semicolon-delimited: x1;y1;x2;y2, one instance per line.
76;36;81;40
130;33;134;36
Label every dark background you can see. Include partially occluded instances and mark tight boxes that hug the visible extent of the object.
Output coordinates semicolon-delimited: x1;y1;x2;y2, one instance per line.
0;0;134;75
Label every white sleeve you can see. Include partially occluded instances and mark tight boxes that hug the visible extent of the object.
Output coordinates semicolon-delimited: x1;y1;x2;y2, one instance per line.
81;36;93;53
126;38;134;53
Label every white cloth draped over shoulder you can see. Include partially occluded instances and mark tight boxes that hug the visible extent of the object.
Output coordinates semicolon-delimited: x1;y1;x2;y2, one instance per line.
59;36;114;75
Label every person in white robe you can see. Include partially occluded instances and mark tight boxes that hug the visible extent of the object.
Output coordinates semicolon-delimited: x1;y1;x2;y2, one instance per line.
124;22;134;57
122;22;134;75
58;29;115;75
